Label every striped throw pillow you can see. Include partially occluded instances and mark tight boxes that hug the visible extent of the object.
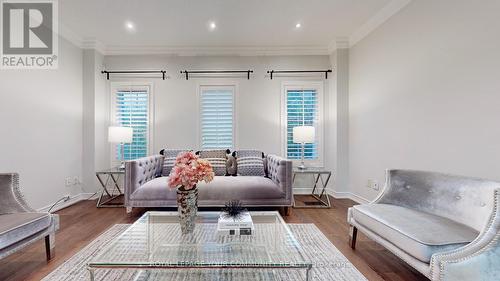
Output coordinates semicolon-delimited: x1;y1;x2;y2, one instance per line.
198;149;227;176
235;150;265;176
160;149;186;176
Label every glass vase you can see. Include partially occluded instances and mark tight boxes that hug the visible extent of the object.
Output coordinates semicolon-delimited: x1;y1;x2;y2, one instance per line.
176;186;198;234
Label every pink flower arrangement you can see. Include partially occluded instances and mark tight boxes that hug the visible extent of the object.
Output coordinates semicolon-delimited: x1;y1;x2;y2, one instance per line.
168;151;214;191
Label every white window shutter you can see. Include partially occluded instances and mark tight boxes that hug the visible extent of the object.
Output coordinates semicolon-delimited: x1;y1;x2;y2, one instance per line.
200;87;234;149
113;88;150;160
286;89;318;160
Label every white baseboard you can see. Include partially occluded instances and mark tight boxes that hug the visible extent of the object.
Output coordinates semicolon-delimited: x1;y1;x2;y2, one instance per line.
37;193;96;213
328;190;371;204
293;187;370;204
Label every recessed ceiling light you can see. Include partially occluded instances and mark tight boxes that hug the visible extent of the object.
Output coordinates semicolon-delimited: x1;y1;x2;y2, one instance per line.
125;21;136;32
295;22;302;29
208;21;217;31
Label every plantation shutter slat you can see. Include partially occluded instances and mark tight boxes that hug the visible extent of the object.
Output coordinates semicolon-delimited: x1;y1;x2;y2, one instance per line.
286;89;318;160
114;89;149;161
200;88;234;149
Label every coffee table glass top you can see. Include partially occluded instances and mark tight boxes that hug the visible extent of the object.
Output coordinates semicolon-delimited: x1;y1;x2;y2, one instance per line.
88;211;311;269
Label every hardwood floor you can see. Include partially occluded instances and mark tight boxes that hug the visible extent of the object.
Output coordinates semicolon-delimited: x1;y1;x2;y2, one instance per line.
0;196;427;281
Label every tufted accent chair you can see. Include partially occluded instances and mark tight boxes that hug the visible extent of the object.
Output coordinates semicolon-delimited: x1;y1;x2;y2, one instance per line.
347;170;500;280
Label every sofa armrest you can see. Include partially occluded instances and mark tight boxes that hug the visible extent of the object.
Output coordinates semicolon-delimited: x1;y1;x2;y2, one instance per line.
266;154;293;205
124;155;164;205
0;173;35;214
429;189;500;281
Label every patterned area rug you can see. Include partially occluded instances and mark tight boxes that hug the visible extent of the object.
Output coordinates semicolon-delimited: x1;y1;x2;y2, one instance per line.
42;224;367;281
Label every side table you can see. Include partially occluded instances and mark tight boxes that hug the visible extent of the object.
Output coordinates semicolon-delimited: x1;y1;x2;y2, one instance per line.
292;168;332;208
95;168;125;208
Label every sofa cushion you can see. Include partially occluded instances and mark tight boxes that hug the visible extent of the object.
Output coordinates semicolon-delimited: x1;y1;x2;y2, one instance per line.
131;176;284;201
0;212;51;249
352;204;479;263
198;176;284;200
198;150;227;176
235;150;265;176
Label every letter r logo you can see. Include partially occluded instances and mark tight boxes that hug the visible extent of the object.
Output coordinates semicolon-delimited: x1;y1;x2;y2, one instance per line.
2;2;53;54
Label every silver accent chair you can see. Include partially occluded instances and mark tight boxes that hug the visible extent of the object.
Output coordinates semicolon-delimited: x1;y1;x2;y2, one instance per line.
348;169;500;281
0;173;59;261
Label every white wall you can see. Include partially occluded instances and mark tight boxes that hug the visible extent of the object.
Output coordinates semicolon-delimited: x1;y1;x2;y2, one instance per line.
331;48;349;194
82;49;108;193
104;55;337;191
0;38;84;209
82;50;96;193
349;0;500;201
93;51;109;176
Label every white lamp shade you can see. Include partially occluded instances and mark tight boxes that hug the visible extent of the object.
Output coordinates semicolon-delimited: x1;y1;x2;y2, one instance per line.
108;126;133;143
293;126;315;143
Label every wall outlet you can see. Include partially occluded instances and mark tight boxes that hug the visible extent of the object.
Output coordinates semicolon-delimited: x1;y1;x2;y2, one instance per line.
367;179;379;191
73;176;81;185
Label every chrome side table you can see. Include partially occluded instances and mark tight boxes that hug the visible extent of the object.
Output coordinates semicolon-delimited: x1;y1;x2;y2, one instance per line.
292;168;332;208
95;168;125;208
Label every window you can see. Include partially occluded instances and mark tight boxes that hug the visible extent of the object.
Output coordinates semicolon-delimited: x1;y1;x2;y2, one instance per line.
111;84;152;162
199;85;235;149
282;82;323;164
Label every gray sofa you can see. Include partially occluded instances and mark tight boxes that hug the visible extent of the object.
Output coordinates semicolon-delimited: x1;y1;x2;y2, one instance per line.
348;170;500;281
0;173;59;261
124;154;293;214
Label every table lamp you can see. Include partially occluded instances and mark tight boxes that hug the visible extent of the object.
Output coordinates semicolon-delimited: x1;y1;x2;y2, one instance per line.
108;126;133;170
293;126;315;169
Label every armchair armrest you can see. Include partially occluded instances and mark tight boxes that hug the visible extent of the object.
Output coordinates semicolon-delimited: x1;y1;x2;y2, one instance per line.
430;189;500;281
266;154;293;205
124;155;164;205
371;169;396;204
371;169;430;205
0;173;35;214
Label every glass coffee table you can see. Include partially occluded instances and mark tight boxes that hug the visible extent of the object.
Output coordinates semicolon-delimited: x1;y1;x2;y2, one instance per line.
87;211;312;281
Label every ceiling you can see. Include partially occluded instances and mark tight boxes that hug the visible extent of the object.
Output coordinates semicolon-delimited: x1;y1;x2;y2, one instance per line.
58;0;410;55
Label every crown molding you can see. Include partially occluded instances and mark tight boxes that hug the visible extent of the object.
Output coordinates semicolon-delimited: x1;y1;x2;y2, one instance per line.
101;45;330;56
81;38;106;54
328;37;350;53
349;0;412;47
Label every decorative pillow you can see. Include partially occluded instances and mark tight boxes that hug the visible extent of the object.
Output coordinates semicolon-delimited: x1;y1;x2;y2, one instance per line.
198;149;227;176
235;150;265;176
263;154;268;177
160;149;186;176
226;149;237;176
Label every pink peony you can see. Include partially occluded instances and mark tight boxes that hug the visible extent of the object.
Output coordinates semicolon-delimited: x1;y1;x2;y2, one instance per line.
168;151;214;191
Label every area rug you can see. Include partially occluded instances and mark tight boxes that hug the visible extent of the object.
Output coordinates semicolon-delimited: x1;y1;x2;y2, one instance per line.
42;224;367;281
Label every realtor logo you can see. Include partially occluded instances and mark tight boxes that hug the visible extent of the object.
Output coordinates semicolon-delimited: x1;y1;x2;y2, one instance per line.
1;0;58;69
